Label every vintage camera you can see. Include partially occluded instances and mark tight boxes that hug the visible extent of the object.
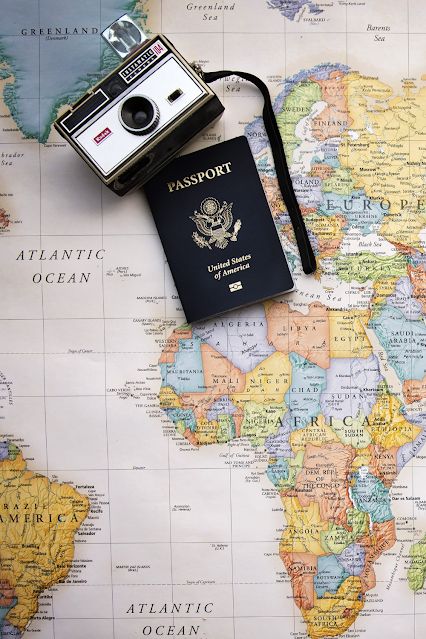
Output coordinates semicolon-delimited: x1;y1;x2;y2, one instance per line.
54;15;224;196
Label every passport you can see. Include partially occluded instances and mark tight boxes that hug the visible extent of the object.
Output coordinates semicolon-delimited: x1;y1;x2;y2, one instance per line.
144;136;294;323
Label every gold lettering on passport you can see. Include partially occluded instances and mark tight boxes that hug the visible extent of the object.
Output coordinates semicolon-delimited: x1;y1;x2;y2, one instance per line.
207;253;251;282
167;161;232;192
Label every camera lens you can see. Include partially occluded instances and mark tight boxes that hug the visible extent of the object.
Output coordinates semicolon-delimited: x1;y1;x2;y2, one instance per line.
119;96;160;135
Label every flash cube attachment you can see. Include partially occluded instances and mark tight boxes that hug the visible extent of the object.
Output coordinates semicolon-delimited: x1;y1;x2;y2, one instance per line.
101;14;148;59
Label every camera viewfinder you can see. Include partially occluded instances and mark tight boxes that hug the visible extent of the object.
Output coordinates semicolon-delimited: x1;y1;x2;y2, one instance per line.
167;89;183;103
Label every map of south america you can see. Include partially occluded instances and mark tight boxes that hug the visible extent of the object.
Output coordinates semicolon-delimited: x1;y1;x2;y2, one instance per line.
0;441;89;638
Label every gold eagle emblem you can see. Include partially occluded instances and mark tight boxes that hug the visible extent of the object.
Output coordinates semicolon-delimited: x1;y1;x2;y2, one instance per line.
190;197;242;250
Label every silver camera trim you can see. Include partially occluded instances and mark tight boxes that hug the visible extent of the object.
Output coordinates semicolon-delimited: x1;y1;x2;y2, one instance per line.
118;94;160;135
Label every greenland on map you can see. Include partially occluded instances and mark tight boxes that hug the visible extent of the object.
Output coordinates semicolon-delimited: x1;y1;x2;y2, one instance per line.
0;1;426;639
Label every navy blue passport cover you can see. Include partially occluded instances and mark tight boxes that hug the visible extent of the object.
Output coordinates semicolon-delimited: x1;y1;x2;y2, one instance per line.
144;136;294;323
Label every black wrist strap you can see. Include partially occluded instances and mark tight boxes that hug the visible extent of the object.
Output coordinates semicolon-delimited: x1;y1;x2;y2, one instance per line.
204;70;316;275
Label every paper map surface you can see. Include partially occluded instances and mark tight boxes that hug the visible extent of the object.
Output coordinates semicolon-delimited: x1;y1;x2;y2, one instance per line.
1;1;426;638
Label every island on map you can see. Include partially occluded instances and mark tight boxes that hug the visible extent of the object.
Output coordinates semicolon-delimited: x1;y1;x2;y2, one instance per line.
268;0;323;21
408;535;426;592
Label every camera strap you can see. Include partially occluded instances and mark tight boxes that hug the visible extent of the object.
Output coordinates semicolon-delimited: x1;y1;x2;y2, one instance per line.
203;70;316;275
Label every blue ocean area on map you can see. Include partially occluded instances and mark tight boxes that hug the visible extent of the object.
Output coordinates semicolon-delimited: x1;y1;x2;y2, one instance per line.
0;0;141;141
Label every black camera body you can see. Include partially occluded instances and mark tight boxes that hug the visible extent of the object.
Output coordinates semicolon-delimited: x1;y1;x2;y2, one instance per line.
54;28;224;196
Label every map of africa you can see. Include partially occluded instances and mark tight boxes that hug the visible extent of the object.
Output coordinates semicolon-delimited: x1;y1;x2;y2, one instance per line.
0;1;426;638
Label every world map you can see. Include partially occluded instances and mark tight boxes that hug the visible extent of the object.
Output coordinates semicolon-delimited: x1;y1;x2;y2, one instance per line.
1;1;426;638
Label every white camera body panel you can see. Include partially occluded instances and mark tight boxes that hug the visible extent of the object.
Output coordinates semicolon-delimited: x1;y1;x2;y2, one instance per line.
74;57;204;176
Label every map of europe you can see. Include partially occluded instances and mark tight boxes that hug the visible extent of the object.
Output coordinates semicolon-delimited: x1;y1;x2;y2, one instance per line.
1;0;426;638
